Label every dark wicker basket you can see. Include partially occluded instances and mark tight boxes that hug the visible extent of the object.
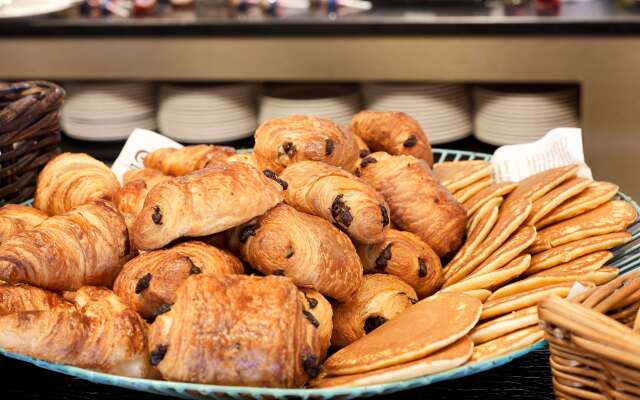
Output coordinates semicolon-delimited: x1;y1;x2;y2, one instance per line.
0;81;64;205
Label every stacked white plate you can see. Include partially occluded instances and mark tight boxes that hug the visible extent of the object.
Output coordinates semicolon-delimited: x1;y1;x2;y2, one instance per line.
473;86;580;145
362;83;472;144
158;83;257;143
259;84;360;126
61;82;156;141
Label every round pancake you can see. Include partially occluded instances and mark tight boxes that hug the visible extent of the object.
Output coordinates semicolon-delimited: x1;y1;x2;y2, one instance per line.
536;181;619;229
470;326;544;363
433;161;493;193
467;197;502;236
311;336;474;388
443;255;531;293
501;165;580;212
463;182;517;217
470;306;538;344
453;176;493;204
464;289;492;302
321;293;482;376
468;226;537;277
525;177;591;226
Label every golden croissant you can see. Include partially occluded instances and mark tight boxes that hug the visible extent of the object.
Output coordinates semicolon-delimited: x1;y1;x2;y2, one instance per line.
254;115;359;173
226;152;264;170
123;167;166;184
0;205;48;244
300;288;333;359
280;161;390;244
0;200;129;291
148;274;322;387
0;286;150;378
34;153;120;215
114;241;243;318
228;203;363;302
132;161;283;250
356;152;467;257
144;145;235;176
115;169;172;230
0;281;70;316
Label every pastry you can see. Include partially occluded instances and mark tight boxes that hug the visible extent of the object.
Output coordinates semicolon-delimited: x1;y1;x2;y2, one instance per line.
143;145;235;176
331;274;418;348
353;133;371;158
300;288;333;359
34;153;120;215
524;177;591;226
115;169;172;230
356;152;467;257
123;168;166;185
463;182;517;216
132;161;283;250
225;152;263;169
280;161;390;244
0;282;69;316
433;160;492;192
0;200;129;291
348;111;433;166
469;306;539;345
470;326;544;363
254;115;359;173
0;205;48;243
228;203;362;302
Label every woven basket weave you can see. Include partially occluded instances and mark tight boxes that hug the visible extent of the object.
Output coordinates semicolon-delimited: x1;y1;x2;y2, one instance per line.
0;81;64;205
539;271;640;400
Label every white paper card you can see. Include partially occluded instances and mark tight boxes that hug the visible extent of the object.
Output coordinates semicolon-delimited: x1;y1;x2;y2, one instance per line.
111;129;183;182
491;128;593;183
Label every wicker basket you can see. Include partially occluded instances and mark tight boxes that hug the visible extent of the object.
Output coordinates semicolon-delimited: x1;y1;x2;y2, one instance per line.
0;81;64;205
539;271;640;400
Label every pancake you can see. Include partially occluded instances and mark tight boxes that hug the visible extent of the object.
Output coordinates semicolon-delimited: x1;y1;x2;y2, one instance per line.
469;326;544;363
463;182;517;217
467;197;502;234
525;178;591;226
469;306;538;345
433;161;493;192
311;336;473;388
453;176;493;204
529;200;637;254
526;232;631;275
536;181;619;229
464;289;492;302
443;255;531;294
321;293;482;376
468;226;537;277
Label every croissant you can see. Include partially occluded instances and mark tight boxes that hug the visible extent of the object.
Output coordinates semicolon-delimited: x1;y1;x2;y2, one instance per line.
114;241;243;318
254;115;359;173
34;153;120;215
143;145;236;176
332;274;417;348
354;133;371;158
0;205;48;243
0;282;70;316
0;200;129;291
300;288;333;359
228;203;363;302
349;111;433;167
356;152;467;258
148;274;322;387
115;170;172;230
0;286;150;378
280;161;390;244
132;161;283;250
122;168;164;184
226;152;263;170
357;229;444;298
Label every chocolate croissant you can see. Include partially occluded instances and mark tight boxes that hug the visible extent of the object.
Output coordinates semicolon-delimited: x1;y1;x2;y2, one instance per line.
356;152;467;258
143;145;236;176
0;282;70;316
123;168;166;184
354;133;371;158
132;161;283;250
34;153;120;215
332;274;417;348
357;229;444;298
0;286;150;378
254;115;359;173
280;161;390;244
115;169;172;230
229;203;363;302
148;274;322;387
0;205;48;243
0;200;129;291
114;241;243;318
349;111;433;167
300;288;333;359
226;152;263;170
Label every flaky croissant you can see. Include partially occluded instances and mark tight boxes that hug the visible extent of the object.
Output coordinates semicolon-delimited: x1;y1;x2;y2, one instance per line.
349;111;433;167
229;203;363;302
143;145;236;176
356;152;467;258
332;274;417;348
0;282;70;316
226;151;263;170
254;115;359;173
114;241;243;318
300;288;333;359
34;153;120;215
280;161;390;244
123;168;166;184
0;286;150;378
0;200;129;291
115;169;172;230
148;274;322;387
353;133;371;158
357;229;444;298
132;161;283;250
0;205;48;243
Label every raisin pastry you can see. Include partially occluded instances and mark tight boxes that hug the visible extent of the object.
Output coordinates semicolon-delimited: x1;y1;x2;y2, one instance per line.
354;133;371;159
0;205;48;243
114;241;243;318
332;274;418;348
123;168;166;184
229;203;363;302
132;161;283;250
280;161;390;244
0;282;70;316
356;152;467;258
34;153;120;215
349;111;433;167
115;169;172;230
358;229;444;298
143;144;236;176
148;274;322;387
254;115;359;173
300;288;333;359
226;152;263;170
